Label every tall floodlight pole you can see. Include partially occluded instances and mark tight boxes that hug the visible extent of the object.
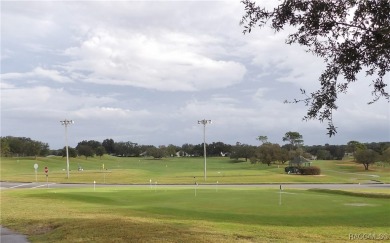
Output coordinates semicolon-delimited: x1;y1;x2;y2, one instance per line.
60;119;74;179
198;119;211;181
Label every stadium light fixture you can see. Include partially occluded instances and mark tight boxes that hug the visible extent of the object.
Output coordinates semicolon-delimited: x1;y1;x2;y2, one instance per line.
198;119;212;181
60;119;74;179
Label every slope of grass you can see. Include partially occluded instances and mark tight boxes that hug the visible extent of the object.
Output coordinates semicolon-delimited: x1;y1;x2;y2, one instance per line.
1;156;389;184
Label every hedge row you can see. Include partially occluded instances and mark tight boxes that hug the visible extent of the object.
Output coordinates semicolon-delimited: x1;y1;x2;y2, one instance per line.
299;166;321;175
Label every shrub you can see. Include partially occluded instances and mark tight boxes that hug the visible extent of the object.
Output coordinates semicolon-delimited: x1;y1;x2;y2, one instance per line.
299;166;321;175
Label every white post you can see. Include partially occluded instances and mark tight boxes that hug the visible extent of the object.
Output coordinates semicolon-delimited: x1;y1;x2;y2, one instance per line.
279;185;282;206
94;181;96;191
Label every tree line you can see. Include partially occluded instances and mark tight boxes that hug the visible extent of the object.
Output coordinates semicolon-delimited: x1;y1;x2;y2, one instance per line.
1;133;389;170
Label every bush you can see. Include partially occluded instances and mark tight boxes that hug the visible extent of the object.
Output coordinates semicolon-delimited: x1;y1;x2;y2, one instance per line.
299;166;321;175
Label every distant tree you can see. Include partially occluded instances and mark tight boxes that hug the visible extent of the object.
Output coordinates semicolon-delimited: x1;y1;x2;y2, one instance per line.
325;144;346;160
193;143;204;157
3;136;49;157
114;142;139;157
347;141;366;154
256;143;281;166
147;146;165;159
279;148;290;164
62;146;77;158
241;0;390;136
317;149;332;160
230;142;256;162
95;146;106;159
207;142;232;156
39;143;50;157
0;138;11;157
77;145;94;159
166;144;179;157
282;132;303;149
77;140;101;153
382;147;390;165
365;142;390;155
102;138;115;154
181;143;195;156
256;135;268;144
354;149;379;170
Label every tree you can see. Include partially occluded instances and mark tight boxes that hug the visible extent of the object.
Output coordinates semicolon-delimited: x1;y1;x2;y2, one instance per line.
207;142;232;156
241;0;390;136
316;149;332;160
256;135;268;144
382;147;390;165
230;142;256;162
346;141;365;153
279;148;290;164
181;143;195;156
147;146;166;159
166;144;179;157
354;149;378;170
95;146;106;159
102;138;115;154
62;146;77;158
2;136;49;157
114;141;139;157
256;143;281;166
77;140;101;153
282;131;303;149
0;138;11;157
77;145;94;159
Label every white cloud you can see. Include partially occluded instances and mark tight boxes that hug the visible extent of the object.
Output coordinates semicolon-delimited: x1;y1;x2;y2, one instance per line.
2;67;73;84
63;29;246;91
1;1;388;148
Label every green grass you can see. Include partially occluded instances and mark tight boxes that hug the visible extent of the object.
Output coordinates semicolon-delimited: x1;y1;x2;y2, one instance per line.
2;156;389;242
1;155;389;184
1;187;389;242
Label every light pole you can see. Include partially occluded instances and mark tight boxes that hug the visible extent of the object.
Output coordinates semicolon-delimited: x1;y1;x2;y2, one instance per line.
198;119;211;181
60;119;74;179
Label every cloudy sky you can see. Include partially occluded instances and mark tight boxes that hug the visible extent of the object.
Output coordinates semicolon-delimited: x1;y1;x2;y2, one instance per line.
1;0;389;149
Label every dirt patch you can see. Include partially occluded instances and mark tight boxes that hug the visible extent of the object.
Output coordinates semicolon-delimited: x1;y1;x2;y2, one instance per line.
27;224;60;235
344;203;377;207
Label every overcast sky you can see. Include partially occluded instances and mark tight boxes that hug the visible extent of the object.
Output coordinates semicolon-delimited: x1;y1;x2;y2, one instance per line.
1;0;389;149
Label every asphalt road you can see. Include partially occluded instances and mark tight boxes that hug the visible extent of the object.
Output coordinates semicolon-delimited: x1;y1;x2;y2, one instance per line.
1;181;389;190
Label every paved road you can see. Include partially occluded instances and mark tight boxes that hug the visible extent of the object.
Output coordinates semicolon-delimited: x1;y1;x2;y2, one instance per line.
1;181;389;190
0;226;30;243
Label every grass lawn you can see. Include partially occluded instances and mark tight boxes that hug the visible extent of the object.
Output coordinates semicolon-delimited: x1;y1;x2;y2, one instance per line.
2;156;389;242
1;187;389;242
1;156;389;184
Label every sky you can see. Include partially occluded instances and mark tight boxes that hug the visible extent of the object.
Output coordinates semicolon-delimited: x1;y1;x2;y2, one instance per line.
1;0;389;150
